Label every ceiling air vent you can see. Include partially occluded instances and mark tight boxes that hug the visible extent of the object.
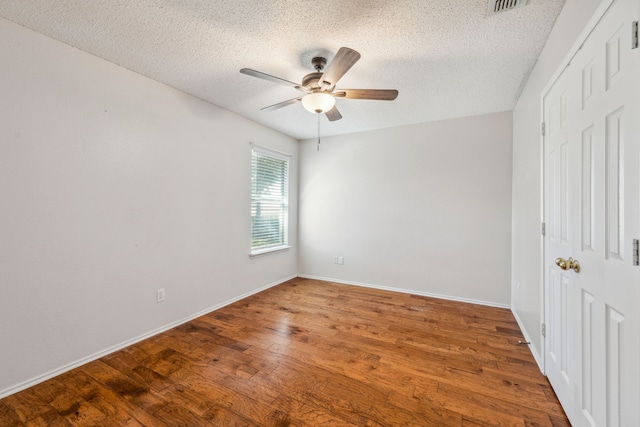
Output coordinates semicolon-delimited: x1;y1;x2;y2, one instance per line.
488;0;528;16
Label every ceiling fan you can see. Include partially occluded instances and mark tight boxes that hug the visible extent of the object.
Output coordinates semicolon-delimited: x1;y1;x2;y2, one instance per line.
240;47;398;122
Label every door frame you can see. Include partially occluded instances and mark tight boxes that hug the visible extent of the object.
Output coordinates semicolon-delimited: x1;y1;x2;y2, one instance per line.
539;0;617;375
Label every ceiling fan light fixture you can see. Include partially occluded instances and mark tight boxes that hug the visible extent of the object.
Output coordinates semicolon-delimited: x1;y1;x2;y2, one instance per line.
302;92;335;114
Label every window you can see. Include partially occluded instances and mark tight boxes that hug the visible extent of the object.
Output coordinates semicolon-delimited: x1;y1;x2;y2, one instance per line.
251;145;290;255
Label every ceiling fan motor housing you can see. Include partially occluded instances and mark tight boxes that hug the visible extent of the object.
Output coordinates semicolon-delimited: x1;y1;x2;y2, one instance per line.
302;72;323;91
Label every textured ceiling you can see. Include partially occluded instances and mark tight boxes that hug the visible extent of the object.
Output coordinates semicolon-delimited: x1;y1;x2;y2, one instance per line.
0;0;565;140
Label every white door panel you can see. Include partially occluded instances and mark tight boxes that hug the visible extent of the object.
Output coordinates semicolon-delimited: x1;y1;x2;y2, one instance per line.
543;0;640;425
544;55;580;420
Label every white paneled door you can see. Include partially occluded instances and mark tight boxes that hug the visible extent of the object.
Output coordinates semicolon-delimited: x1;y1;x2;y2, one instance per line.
543;0;640;425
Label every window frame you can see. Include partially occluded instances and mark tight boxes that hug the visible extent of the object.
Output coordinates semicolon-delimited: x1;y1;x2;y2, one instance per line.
250;144;291;257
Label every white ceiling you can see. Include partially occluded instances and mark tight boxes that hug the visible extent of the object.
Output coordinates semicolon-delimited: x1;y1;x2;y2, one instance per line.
0;0;565;140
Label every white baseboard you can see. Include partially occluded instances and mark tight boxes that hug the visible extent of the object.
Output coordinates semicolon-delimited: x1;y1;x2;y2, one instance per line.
0;274;296;400
297;274;510;309
511;308;544;373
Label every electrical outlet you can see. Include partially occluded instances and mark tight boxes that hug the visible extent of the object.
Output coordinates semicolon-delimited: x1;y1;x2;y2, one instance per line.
156;288;165;303
333;256;339;264
338;256;344;265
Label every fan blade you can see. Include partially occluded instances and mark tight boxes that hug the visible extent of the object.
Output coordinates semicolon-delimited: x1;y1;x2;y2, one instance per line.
325;106;342;122
319;47;361;89
240;68;307;92
260;97;302;111
333;89;398;100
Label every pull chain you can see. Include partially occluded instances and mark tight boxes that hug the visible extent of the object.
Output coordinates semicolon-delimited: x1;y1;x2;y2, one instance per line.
317;113;321;151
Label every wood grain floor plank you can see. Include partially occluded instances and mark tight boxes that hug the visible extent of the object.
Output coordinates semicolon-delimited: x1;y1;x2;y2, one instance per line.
168;366;288;426
79;362;170;426
153;402;211;427
413;384;525;427
23;410;73;427
0;278;568;426
436;381;562;426
384;388;465;427
181;360;280;405
0;400;24;426
269;393;382;427
1;390;51;423
202;404;262;426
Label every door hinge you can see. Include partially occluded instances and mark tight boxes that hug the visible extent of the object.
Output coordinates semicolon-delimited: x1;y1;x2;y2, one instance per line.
633;21;638;49
541;122;546;137
541;222;546;237
541;323;546;337
633;239;639;266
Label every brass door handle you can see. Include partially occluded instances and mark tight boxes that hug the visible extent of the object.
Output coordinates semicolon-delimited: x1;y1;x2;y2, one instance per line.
555;257;580;273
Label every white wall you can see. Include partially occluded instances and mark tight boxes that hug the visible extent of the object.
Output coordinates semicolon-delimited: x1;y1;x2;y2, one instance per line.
511;0;602;361
0;18;298;397
299;112;513;306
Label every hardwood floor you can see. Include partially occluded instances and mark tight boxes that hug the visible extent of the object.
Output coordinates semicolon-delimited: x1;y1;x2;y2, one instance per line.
0;278;569;426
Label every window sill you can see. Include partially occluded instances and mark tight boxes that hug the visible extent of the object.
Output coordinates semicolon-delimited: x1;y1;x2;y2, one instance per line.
250;245;292;258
